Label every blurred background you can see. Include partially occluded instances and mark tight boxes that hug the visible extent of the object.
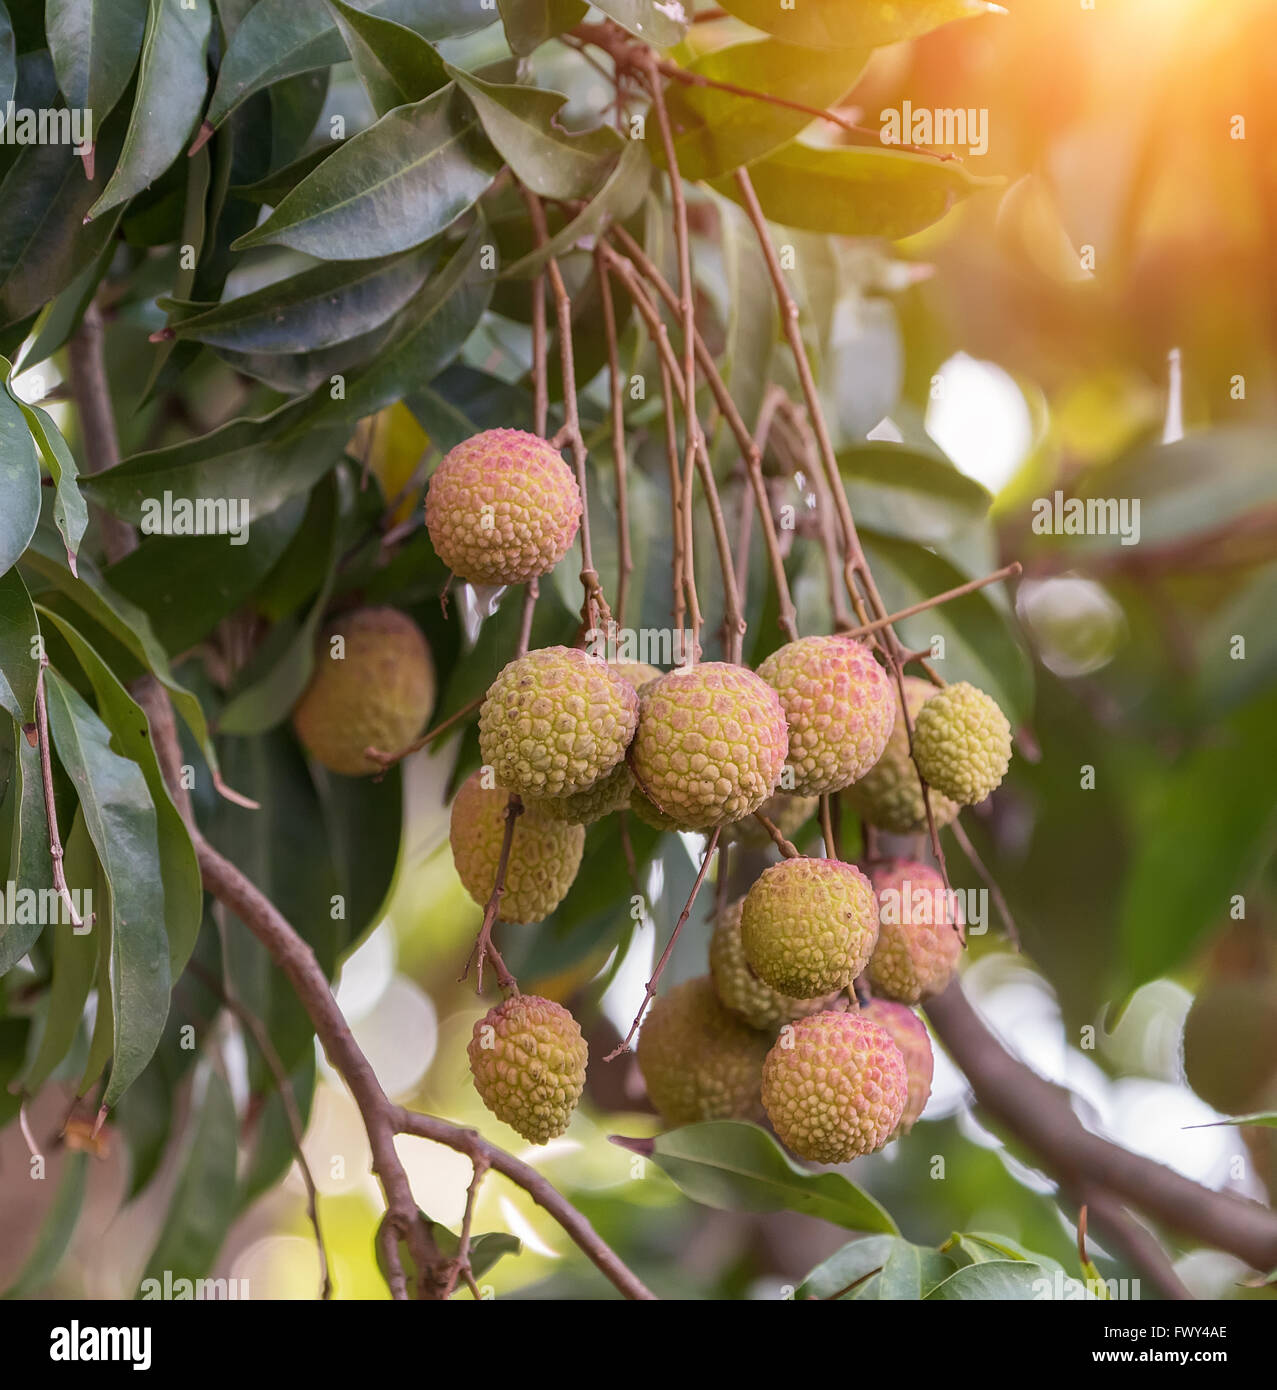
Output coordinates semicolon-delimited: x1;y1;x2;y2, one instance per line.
4;0;1276;1300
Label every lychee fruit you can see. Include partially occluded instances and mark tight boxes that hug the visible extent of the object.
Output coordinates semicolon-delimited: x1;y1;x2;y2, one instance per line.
292;606;434;776
449;771;584;923
912;681;1012;806
860;999;933;1134
1182;980;1277;1116
628;663;788;830
740;857;878;999
867;859;963;1004
756;636;895;796
843;675;959;834
637;976;770;1126
710;898;840;1029
761;1011;907;1163
424;427;581;586
467;994;588;1143
479;646;639;801
724;792;818;849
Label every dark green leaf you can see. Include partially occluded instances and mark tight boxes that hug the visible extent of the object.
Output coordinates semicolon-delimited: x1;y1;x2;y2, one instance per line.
2;1152;89;1298
137;1072;238;1293
616;1121;899;1234
235;84;499;260
46;0;149;120
45;670;171;1109
86;0;212;221
713;141;996;239
0;726;54;975
450;66;623;200
839;443;992;543
0;565;37;721
6;383;89;574
717;0;1001;49
326;0;449;115
407;364;535;452
238;1052;316;1209
497;0;586;57
0;372;40;578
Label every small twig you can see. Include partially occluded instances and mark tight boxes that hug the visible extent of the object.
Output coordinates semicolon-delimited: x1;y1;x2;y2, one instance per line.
843;563;1023;640
658;357;693;643
517;580;538;658
606;828;721;1060
948;818;1020;949
33;665;83;930
18;1098;42;1162
819;795;837;862
366;694;485;773
752;813;799;860
529;264;548;439
595;246;633;629
462;796;523;995
444;1154;490;1300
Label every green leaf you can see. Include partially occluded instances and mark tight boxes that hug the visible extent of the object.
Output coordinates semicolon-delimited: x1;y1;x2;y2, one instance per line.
207;0;494;128
717;0;1001;49
137;1072;238;1293
20;808;98;1093
2;1152;89;1298
46;0;149;121
500;138;650;279
591;0;687;47
838;443;992;543
86;0;212;221
714;141;996;239
798;1233;897;1298
1120;689;1277;990
0;726;54;976
326;0;449;115
615;1121;899;1234
422;1212;522;1282
307;219;492;426
5;379;90;575
45;670;171;1109
926;1260;1054;1300
42;608;202;974
0;373;40;579
0;566;38;722
164;246;437;353
1190;1112;1277;1129
662;39;868;183
234;83;499;260
860;530;1032;723
496;0;586;57
449;66;623;200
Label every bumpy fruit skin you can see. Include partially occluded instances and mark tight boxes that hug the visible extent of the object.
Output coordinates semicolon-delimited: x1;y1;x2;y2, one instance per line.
757;636;895;795
912;681;1012;806
637;977;770;1126
293;607;434;776
710;898;838;1029
425;428;581;586
843;676;959;834
724;792;818;850
867;860;962;1004
449;772;584;924
629;664;787;830
860;999;933;1134
540;760;634;826
762;1011;907;1163
610;660;664;689
468;995;588;1144
741;857;878;999
479;647;639;800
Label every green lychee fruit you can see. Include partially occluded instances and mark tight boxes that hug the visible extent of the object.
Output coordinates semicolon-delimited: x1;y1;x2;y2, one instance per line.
609;659;664;689
467;994;588;1143
762;1011;908;1163
867;859;963;1004
723;792;818;849
843;676;959;835
539;760;634;826
449;771;584;924
1182;981;1277;1116
637;976;770;1126
425;428;581;586
861;998;933;1134
741;857;879;999
479;646;639;801
912;681;1012;806
292;606;434;776
710;898;840;1029
757;636;895;795
629;663;788;831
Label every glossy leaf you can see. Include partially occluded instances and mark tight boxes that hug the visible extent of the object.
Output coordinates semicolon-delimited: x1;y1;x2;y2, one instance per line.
7;382;90;575
714;141;996;239
0;565;37;722
716;0;1001;50
234;83;499;260
926;1260;1053;1300
0;727;54;976
138;1071;238;1291
614;1121;899;1234
326;0;449;115
0;374;40;580
207;0;494;127
450;66;623;200
799;1235;956;1299
838;443;992;543
591;0;687;47
46;0;149;120
87;0;212;221
42;609;203;974
45;670;171;1109
496;0;586;56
